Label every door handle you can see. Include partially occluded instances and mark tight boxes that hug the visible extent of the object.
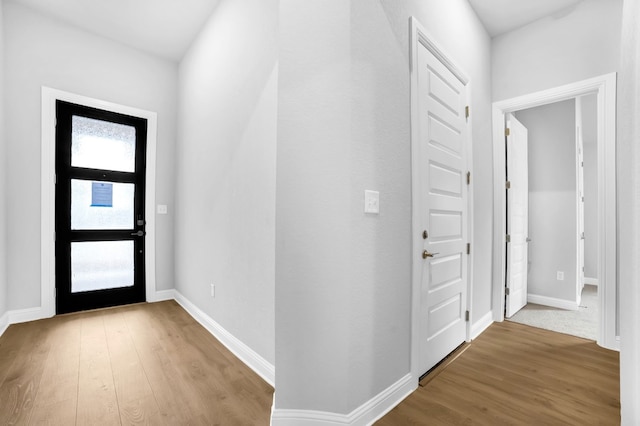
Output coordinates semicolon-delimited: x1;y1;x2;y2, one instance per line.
422;250;439;259
131;230;145;237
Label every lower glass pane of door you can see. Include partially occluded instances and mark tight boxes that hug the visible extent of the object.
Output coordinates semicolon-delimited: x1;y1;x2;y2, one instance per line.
71;241;134;293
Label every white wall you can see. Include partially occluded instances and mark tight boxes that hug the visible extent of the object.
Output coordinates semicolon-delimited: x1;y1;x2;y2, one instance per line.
618;0;640;422
3;2;178;310
175;0;277;366
492;0;623;101
0;0;7;319
275;0;492;417
516;100;577;302
581;94;598;279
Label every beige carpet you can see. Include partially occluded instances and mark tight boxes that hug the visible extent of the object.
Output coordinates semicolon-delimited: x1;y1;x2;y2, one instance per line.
508;284;598;341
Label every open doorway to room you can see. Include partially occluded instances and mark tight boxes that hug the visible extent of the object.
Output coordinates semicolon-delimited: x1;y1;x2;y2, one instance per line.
491;74;618;351
504;95;599;340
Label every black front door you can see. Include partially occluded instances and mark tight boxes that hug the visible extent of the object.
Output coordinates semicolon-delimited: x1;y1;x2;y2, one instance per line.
55;100;147;314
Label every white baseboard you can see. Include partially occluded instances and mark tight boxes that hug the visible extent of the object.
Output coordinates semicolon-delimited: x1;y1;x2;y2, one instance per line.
584;277;599;287
271;374;415;426
527;294;579;311
471;311;494;340
0;311;9;338
0;306;48;339
9;306;47;324
173;290;275;387
151;289;176;302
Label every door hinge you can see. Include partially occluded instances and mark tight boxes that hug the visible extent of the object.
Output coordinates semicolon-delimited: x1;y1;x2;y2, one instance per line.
465;106;470;119
54;288;56;299
465;310;470;322
505;128;511;137
506;234;511;243
466;171;471;185
466;243;471;255
505;287;510;296
505;180;511;189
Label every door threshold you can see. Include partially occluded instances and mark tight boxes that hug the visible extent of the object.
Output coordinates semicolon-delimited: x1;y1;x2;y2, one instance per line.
419;342;471;387
55;301;148;317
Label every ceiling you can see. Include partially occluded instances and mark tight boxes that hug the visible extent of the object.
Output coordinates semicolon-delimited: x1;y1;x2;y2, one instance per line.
7;0;221;61
467;0;584;37
7;0;584;61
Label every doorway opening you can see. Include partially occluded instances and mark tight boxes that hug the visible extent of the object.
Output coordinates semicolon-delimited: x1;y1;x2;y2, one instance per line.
491;74;618;350
504;96;599;340
41;88;159;318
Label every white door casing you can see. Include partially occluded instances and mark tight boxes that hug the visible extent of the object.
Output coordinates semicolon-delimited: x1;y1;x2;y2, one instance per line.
41;87;158;318
491;74;618;351
413;22;470;376
505;113;528;318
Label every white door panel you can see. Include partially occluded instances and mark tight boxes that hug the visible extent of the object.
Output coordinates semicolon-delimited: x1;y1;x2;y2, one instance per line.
417;43;469;374
506;114;529;318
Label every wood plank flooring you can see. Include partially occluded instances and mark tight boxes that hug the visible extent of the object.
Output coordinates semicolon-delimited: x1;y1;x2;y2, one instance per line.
377;321;620;425
0;303;620;425
0;301;273;425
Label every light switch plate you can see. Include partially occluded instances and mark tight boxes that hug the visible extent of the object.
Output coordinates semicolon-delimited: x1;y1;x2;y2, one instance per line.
364;190;380;214
157;204;168;215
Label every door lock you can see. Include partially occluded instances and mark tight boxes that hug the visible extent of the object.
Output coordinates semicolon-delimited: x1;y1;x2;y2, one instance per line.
131;230;145;237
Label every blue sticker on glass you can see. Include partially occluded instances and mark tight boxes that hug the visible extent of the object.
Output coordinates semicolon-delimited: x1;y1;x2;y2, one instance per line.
91;182;113;207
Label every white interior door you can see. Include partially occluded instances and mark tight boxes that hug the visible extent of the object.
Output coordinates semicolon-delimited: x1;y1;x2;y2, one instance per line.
416;42;469;375
506;113;529;318
576;118;585;298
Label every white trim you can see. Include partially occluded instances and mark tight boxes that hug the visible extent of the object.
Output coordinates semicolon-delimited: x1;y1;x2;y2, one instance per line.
409;16;474;383
584;277;599;287
0;306;47;338
7;307;46;324
151;289;176;302
271;374;414;426
491;73;618;350
527;294;579;311
173;290;275;387
41;87;158;317
471;311;494;340
0;311;9;337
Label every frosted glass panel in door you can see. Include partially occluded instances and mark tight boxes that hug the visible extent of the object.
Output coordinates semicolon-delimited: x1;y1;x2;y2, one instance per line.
71;241;134;293
71;179;134;230
71;115;136;172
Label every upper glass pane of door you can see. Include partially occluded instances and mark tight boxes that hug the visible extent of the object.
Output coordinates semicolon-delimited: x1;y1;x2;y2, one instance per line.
71;115;136;172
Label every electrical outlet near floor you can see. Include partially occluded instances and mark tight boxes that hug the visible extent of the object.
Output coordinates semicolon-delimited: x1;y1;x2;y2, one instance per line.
210;284;215;298
556;271;565;281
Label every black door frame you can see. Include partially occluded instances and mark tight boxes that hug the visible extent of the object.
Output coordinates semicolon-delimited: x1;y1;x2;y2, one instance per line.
55;100;147;314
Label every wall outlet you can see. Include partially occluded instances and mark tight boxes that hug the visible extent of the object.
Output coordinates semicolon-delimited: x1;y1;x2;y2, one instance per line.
556;271;565;281
210;284;215;298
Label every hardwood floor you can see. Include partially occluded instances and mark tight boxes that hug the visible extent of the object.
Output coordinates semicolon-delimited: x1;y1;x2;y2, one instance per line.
377;321;620;425
0;301;273;425
0;304;620;425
